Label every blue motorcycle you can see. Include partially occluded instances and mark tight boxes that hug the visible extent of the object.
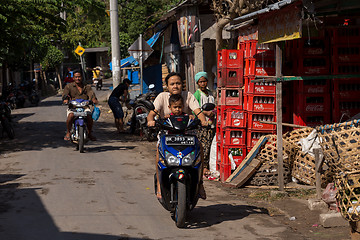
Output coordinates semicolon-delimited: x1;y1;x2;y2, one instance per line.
148;102;215;228
68;99;91;153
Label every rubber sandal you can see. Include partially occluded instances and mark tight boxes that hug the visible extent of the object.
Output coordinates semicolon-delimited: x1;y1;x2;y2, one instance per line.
64;135;70;141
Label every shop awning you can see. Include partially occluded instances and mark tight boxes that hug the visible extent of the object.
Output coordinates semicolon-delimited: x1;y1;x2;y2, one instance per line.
118;31;163;68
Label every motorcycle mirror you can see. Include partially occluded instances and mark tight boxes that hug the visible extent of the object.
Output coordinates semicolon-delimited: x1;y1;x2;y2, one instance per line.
202;103;215;111
148;84;155;90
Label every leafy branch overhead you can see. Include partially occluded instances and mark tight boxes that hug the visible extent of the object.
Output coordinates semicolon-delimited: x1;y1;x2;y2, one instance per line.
211;0;278;50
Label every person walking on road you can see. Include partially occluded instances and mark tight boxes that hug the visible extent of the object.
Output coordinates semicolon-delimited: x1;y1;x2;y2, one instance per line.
108;78;132;133
193;72;216;178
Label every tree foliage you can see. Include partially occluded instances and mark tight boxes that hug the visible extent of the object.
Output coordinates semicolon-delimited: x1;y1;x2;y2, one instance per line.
211;0;278;50
0;0;180;71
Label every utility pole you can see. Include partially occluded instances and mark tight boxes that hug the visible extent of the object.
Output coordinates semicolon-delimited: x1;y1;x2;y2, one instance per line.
110;0;121;88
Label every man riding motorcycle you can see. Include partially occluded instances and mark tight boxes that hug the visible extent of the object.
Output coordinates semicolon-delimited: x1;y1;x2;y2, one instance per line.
62;70;98;141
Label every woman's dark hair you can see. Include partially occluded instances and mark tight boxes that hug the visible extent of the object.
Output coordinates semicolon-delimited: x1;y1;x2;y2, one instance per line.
165;72;182;85
169;94;183;106
123;78;132;85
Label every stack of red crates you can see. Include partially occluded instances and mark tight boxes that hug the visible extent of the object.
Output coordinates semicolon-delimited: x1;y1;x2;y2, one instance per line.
216;49;246;181
331;27;360;122
243;40;277;153
291;34;332;127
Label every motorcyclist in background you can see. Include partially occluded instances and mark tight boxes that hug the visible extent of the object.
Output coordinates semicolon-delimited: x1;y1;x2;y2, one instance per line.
62;70;98;141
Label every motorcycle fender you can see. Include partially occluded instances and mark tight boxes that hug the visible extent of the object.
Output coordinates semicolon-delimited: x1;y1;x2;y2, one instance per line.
75;118;85;127
169;169;187;183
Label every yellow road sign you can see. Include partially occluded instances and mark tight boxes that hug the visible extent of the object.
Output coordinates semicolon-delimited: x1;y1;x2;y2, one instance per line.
75;45;85;56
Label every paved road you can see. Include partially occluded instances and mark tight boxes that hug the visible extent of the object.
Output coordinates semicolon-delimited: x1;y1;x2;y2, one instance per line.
0;93;302;240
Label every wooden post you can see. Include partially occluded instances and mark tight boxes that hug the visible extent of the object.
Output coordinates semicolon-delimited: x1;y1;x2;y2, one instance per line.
276;42;284;191
315;148;323;200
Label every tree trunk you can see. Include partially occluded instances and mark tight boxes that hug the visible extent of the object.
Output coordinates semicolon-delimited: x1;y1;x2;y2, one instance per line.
215;18;232;51
56;66;63;90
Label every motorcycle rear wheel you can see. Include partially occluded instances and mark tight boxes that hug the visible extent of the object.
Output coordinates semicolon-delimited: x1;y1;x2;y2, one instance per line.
2;118;14;139
175;181;187;228
79;126;85;153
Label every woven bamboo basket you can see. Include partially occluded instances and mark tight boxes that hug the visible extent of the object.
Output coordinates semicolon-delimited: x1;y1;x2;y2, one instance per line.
336;171;360;222
291;150;333;186
248;135;295;186
283;127;315;147
317;120;360;173
249;158;291;186
257;134;298;165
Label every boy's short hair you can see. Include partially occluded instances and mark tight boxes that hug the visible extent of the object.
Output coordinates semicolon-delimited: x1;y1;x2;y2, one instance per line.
169;94;183;106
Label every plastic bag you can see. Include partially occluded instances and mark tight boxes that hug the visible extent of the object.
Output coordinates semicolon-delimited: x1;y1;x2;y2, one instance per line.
209;136;220;178
322;183;338;210
92;104;101;121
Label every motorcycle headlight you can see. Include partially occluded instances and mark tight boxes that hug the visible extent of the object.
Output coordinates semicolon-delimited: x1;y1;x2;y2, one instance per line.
80;101;88;107
182;151;195;166
165;151;179;166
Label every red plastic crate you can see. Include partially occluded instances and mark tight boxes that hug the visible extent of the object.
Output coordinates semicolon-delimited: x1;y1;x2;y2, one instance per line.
255;59;276;76
223;108;247;128
217;88;243;106
245;94;276;113
295;38;329;56
332;45;360;63
246;129;276;148
298;56;330;75
332;96;360;123
244;40;257;58
245;77;276;95
217;68;244;88
217;49;243;68
247;112;276;130
219;163;231;182
254;42;275;59
331;28;360;44
332;62;360;75
222;146;247;167
295;93;331;114
244;58;255;76
332;78;360;100
295;79;330;94
293;113;331;127
222;128;246;146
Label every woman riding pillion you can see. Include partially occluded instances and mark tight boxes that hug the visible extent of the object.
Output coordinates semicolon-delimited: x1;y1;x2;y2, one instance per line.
147;72;208;200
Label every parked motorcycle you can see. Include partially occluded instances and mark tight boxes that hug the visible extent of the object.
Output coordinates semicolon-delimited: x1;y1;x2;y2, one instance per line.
147;101;215;228
93;78;103;90
68;99;92;153
0;101;15;139
130;84;158;141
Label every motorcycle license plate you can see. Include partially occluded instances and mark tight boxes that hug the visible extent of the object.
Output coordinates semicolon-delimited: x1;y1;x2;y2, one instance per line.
73;112;88;117
165;136;195;146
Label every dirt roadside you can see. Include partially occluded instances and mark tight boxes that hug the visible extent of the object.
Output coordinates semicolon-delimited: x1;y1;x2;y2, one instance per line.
97;100;351;240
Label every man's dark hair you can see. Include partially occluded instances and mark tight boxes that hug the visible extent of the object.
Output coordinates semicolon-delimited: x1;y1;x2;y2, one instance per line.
169;94;183;106
123;78;132;85
165;72;182;85
73;69;82;76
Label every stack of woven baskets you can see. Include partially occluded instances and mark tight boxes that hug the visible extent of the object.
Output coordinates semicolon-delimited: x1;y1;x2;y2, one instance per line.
317;120;360;222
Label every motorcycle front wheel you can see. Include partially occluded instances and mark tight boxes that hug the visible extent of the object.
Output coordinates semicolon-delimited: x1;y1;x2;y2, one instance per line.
175;181;187;228
2;118;14;139
79;126;85;153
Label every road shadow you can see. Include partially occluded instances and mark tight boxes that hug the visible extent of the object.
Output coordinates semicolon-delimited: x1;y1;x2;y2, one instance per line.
0;174;150;240
86;145;136;153
185;204;269;229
